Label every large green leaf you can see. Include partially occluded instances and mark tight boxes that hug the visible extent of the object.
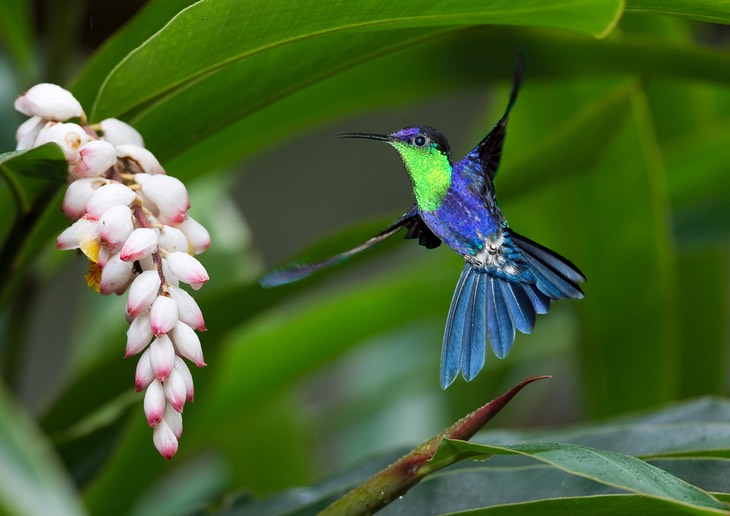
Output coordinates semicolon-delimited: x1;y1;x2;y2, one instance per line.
0;383;85;516
222;398;730;515
0;144;68;301
626;0;730;24
431;440;726;512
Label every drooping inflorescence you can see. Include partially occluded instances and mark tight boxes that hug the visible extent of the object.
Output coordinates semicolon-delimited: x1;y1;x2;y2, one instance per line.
15;83;211;459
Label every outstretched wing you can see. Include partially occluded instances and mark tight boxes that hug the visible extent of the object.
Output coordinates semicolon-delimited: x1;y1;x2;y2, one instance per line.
260;206;441;287
464;55;524;193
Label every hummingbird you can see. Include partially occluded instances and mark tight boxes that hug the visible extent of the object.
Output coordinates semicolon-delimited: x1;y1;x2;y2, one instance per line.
261;59;585;388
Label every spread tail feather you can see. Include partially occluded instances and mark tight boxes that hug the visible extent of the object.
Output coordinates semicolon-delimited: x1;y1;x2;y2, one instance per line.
440;237;585;388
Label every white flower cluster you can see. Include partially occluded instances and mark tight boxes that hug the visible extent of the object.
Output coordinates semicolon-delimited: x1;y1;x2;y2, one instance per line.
15;83;211;459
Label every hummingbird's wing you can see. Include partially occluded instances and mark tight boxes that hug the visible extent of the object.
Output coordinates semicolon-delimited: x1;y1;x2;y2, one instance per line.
260;206;441;287
463;56;524;191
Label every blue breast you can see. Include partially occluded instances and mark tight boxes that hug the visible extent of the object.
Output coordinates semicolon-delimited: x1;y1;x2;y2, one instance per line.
420;161;504;258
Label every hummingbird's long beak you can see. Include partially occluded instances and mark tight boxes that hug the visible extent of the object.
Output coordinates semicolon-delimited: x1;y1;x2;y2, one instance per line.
338;132;392;142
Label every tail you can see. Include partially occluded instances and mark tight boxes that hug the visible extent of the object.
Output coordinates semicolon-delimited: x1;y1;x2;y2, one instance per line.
440;235;585;389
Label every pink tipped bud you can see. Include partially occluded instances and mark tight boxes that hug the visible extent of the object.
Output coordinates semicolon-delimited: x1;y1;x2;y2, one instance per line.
99;205;134;253
144;379;165;426
170;322;205;367
56;216;98;251
168;285;206;331
116;145;165;175
120;228;158;262
153;420;178;460
165;252;208;290
62;177;106;220
178;216;211;255
164;368;187;413
126;311;153;357
35;122;89;163
74;140;117;177
86;183;136;220
99;252;135;295
150;295;178;336
100;118;144;147
135;174;189;225
149;334;175;380
14;83;83;121
163;404;183;439
135;349;154;392
174;357;195;402
16;116;44;150
158;226;188;253
126;270;161;317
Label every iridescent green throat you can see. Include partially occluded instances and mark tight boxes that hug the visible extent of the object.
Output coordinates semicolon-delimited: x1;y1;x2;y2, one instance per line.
390;142;452;211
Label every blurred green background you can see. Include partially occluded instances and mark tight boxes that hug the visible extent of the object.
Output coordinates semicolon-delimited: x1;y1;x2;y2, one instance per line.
1;1;729;514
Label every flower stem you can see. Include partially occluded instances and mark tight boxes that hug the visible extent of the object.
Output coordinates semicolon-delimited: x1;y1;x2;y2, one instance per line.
319;376;549;516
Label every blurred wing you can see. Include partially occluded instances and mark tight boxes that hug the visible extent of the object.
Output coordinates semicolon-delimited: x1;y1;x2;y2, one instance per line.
464;55;524;191
260;206;440;287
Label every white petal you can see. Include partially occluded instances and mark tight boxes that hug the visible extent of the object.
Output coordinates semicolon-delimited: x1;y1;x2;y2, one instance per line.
150;294;178;336
170;322;205;367
99;204;134;253
116;144;165;175
161;257;179;288
120;227;158;262
16;116;44;150
144;379;165;426
14;83;83;121
62;177;106;220
165;252;208;290
163;403;183;439
152;419;178;460
168;285;206;331
100;118;144;147
178;216;210;255
163;367;187;412
158;226;188;253
35;122;89;163
126;269;161;317
56;216;97;251
74;140;117;177
135;174;189;225
86;182;136;220
135;348;154;392
149;334;175;380
99;252;134;295
126;311;153;357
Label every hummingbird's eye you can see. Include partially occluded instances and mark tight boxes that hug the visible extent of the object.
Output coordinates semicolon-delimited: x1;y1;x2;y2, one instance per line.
414;135;426;147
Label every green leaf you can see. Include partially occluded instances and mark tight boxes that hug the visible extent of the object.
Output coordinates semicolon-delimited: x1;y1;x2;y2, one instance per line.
0;144;68;299
432;440;727;512
0;383;85;516
626;0;730;25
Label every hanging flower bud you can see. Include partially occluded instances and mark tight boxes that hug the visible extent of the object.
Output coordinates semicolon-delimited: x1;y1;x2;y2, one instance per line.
135;174;189;225
164;367;187;413
99;252;135;296
126;311;153;357
163;403;183;439
120;228;158;262
35;122;89;163
86;183;136;220
16;116;44;150
174;357;195;402
153;419;178;460
126;269;162;318
74;140;117;178
168;285;206;331
99;205;134;253
165;252;209;290
14;83;83;121
135;349;155;392
100;118;144;147
144;379;166;426
158;226;188;253
178;216;211;255
116;144;165;175
150;294;178;336
62;177;107;220
149;334;175;380
170;321;205;367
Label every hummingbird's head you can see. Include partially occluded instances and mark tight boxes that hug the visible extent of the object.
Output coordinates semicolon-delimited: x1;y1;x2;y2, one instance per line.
340;126;453;211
